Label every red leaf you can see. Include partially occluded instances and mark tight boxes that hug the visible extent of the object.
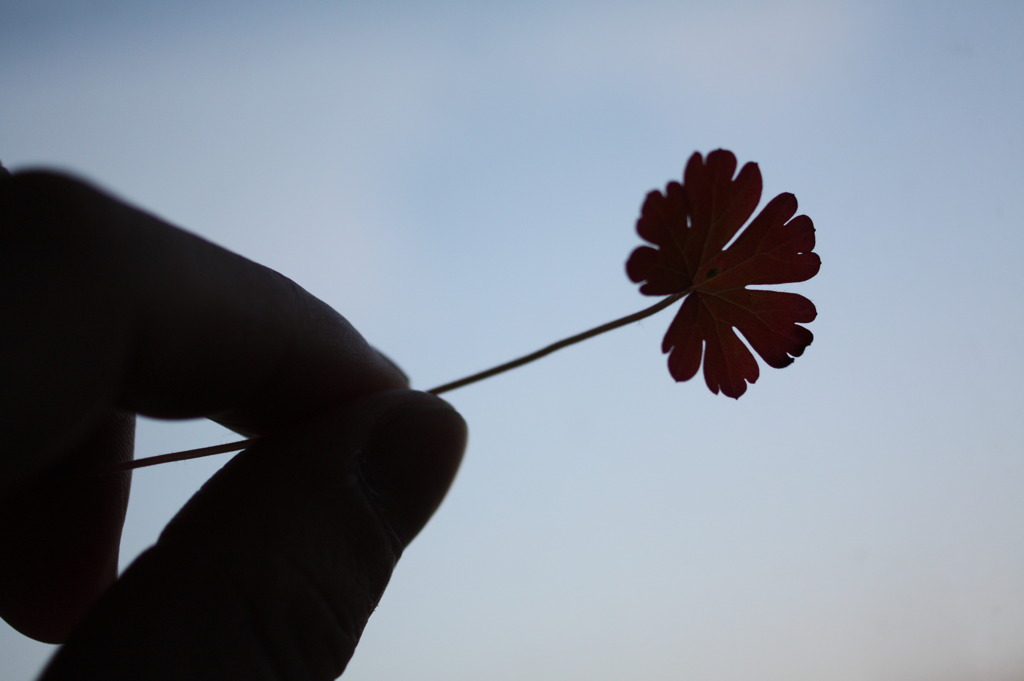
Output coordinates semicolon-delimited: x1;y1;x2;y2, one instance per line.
626;150;820;398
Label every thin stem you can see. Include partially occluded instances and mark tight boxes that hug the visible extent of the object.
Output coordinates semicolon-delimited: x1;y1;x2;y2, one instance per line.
105;439;253;472
104;290;689;473
426;290;687;394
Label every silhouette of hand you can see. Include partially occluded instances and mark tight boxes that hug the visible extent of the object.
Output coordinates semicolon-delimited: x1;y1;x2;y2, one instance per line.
0;169;466;679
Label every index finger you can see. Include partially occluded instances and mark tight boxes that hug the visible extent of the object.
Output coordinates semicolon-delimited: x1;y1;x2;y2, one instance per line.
3;170;408;484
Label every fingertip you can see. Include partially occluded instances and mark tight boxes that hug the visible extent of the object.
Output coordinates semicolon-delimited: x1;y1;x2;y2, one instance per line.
358;394;466;547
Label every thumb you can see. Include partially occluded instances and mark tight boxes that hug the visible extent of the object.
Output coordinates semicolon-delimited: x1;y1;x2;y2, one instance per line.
39;390;466;681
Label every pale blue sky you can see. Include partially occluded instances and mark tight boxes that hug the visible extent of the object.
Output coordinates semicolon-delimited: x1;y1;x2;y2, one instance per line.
3;1;1024;679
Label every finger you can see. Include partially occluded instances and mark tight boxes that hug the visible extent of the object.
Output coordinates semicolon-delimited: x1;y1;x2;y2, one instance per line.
0;170;407;642
3;170;407;489
38;390;466;681
0;409;134;643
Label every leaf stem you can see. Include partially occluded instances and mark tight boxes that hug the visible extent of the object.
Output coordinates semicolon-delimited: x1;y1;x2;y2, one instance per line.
104;440;255;471
104;290;688;473
426;290;687;394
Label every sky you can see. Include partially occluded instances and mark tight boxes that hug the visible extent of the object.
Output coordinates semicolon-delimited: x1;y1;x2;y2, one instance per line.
2;1;1024;679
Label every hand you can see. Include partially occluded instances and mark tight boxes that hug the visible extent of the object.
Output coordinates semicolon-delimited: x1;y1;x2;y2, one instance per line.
0;169;466;679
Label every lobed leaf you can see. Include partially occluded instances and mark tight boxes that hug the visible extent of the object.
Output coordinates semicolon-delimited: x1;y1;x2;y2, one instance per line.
627;150;820;398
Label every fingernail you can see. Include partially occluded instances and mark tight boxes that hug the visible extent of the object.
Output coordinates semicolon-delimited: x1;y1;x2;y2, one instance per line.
374;349;410;386
360;400;466;547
